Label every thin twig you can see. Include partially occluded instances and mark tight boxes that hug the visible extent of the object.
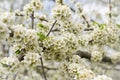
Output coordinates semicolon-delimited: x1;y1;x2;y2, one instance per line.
108;0;112;23
52;28;60;32
70;7;75;12
78;8;91;28
31;11;34;29
40;57;47;80
37;65;58;70
39;20;57;80
75;50;113;63
84;28;94;31
15;13;48;22
46;20;57;36
39;18;48;22
69;1;90;28
15;10;48;80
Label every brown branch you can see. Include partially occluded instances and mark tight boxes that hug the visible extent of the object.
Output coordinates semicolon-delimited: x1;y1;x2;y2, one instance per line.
70;7;75;12
39;18;48;22
16;11;50;80
31;11;34;29
39;56;47;80
78;8;91;28
52;28;60;32
39;20;57;80
108;0;112;23
84;28;94;31
15;13;48;22
75;50;112;63
37;65;58;70
46;20;57;36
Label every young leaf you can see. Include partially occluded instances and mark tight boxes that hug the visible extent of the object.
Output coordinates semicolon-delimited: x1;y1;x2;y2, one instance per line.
117;24;120;28
15;49;20;55
37;23;47;29
37;32;47;41
99;24;105;30
1;63;9;67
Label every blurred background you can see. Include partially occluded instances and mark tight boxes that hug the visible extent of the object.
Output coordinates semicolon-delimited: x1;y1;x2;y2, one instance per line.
0;0;120;23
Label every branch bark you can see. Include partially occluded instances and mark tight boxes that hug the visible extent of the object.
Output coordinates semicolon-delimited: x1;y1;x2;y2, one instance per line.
75;50;112;63
39;20;57;80
46;20;57;36
31;11;34;29
109;0;112;23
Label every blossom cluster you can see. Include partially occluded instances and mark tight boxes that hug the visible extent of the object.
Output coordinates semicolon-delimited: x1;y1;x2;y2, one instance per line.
52;4;71;20
23;0;42;15
0;11;15;43
9;24;42;54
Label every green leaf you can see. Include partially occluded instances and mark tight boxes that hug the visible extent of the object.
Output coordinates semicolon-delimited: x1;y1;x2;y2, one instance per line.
93;21;105;30
37;32;47;41
1;63;9;67
15;49;20;55
99;24;105;30
93;21;98;26
117;24;120;28
37;23;47;29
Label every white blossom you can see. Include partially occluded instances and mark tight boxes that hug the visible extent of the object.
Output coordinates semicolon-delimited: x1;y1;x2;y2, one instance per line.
91;50;104;62
23;0;42;15
52;4;71;20
23;52;40;65
0;22;10;42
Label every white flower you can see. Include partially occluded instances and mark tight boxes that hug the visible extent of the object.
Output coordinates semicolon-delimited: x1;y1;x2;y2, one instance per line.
0;12;15;24
43;37;67;61
23;0;42;15
0;56;19;66
11;24;26;43
10;24;41;53
52;4;71;20
90;28;107;45
0;22;10;42
68;63;94;80
109;52;120;63
106;26;119;43
23;52;40;65
76;69;94;80
91;50;104;62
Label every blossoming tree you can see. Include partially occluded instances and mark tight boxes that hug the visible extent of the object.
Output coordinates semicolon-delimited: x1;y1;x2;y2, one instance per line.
0;0;120;80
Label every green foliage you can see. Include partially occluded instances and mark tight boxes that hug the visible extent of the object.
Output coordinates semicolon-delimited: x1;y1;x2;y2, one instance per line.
37;23;47;29
37;32;47;41
93;21;105;30
117;24;120;28
15;49;21;55
99;24;106;30
1;63;9;67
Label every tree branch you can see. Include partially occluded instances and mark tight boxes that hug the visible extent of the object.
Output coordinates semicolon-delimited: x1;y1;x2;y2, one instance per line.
15;13;48;22
31;11;34;29
108;0;112;23
46;20;57;36
75;50;112;63
39;56;47;80
37;65;58;70
39;20;57;80
78;8;91;28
